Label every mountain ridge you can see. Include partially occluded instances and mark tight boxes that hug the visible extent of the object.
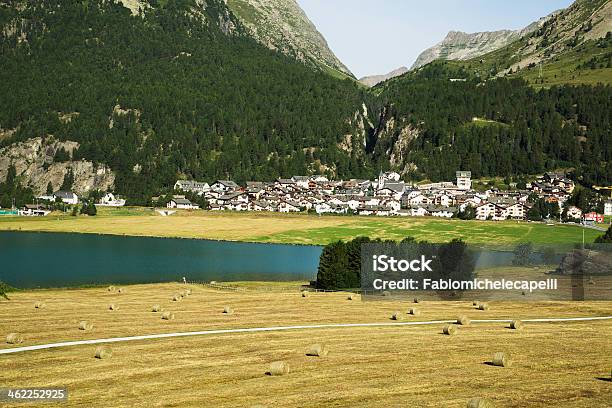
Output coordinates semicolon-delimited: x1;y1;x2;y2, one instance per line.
359;66;409;87
226;0;353;77
410;12;557;70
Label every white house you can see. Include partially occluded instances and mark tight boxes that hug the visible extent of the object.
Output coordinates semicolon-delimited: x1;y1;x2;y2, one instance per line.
408;206;429;217
566;206;583;220
210;180;240;193
96;193;126;207
167;198;199;210
278;200;301;213
505;203;529;220
291;176;310;189
174;180;210;194
475;202;507;221
428;206;457;218
409;194;430;206
53;191;79;205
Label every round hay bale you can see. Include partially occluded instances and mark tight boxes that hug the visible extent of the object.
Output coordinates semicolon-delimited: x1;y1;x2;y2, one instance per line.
347;294;354;300
588;278;595;285
6;333;24;344
95;346;112;360
413;298;420;303
391;311;402;321
301;291;310;298
107;286;115;292
382;291;390;297
472;300;479;306
183;289;192;296
117;288;124;293
408;307;420;316
108;304;119;311
457;315;471;326
161;312;174;320
78;320;93;331
443;324;457;335
492;352;511;367
34;302;46;309
478;303;489;311
151;304;163;312
172;294;182;302
510;320;523;330
305;344;328;357
223;306;234;315
467;398;493;408
267;361;289;376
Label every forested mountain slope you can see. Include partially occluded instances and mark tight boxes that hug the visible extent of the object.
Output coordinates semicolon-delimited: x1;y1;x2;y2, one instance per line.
0;0;371;201
371;63;611;186
226;0;353;77
0;0;610;204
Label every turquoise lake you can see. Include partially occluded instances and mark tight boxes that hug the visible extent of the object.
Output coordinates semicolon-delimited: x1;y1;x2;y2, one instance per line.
0;232;322;288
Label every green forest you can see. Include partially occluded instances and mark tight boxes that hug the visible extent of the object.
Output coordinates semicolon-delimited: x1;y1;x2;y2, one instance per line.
372;62;611;185
0;0;610;203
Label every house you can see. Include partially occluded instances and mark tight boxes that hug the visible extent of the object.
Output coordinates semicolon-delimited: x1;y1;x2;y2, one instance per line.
409;193;430;206
174;180;210;194
605;201;612;217
217;192;248;206
505;203;529;220
96;193;126;207
382;199;401;213
434;193;455;207
291;176;310;189
565;206;582;220
310;175;329;183
278;200;301;213
250;200;273;212
475;202;507;221
427;206;457;218
53;191;79;205
167;198;199;210
378;182;405;199
408;206;429;217
210;180;240;193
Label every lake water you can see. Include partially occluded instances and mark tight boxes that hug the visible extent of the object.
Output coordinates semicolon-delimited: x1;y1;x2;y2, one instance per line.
0;232;322;288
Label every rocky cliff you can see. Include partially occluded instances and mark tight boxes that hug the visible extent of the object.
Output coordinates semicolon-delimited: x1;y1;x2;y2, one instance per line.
410;12;556;70
0;137;115;195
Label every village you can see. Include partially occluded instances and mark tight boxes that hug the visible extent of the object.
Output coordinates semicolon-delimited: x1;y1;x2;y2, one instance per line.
3;170;610;224
166;170;610;223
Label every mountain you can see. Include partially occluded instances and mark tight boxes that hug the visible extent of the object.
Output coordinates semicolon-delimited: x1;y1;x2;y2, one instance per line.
226;0;352;77
473;0;612;87
0;0;610;205
369;62;611;186
0;0;371;202
410;15;554;71
359;66;409;87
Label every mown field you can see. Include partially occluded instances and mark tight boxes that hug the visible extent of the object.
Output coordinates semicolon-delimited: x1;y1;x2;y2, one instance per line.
0;208;603;245
1;282;610;407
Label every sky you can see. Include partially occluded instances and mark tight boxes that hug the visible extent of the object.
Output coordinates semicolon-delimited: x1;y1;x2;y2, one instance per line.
296;0;574;78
